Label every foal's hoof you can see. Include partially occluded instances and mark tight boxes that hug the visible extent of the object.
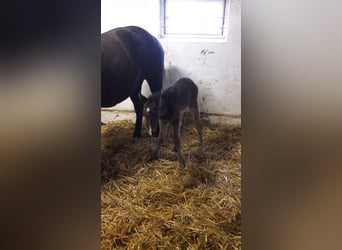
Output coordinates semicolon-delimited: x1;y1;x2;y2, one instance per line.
152;150;160;160
178;158;186;169
199;145;208;154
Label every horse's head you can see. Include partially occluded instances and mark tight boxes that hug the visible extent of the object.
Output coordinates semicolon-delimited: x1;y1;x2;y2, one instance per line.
140;93;160;137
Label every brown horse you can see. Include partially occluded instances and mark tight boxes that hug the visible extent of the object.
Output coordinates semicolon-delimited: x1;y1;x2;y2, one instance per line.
101;26;164;137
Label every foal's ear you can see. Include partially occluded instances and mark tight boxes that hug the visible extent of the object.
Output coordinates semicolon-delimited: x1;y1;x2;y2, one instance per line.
138;93;147;104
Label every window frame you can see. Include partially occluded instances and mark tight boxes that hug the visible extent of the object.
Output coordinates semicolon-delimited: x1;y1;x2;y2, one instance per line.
159;0;230;42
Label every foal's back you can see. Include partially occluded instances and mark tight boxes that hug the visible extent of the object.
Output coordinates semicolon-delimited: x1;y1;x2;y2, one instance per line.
159;77;199;121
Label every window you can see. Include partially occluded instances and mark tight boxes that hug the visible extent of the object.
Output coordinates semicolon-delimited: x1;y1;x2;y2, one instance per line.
160;0;229;40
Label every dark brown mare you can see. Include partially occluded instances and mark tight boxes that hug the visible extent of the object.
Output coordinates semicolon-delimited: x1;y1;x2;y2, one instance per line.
101;26;164;137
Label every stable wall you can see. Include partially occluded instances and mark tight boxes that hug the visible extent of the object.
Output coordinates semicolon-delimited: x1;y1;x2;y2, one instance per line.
101;0;241;124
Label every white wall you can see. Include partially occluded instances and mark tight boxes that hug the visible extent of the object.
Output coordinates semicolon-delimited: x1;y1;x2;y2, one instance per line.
101;0;240;122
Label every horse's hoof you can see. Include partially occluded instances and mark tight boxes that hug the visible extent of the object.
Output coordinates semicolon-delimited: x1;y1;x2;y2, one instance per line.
133;133;141;138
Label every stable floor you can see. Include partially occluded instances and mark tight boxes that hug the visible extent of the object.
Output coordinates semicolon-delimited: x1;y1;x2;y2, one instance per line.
101;118;241;249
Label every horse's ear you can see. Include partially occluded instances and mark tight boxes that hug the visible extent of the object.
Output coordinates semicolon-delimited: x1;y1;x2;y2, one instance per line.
138;93;147;104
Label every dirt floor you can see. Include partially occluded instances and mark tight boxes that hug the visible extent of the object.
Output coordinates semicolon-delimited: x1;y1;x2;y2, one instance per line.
101;117;241;249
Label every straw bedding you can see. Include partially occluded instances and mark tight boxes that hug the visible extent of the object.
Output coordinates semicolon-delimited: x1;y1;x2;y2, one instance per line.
101;116;241;249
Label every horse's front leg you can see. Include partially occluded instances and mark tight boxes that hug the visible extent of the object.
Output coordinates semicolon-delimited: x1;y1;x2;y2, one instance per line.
130;92;143;138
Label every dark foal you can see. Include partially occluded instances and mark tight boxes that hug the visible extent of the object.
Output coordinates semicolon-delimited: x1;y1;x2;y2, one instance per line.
142;77;203;168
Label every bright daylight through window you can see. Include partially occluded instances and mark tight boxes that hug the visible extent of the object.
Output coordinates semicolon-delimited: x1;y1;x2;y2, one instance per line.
160;0;229;39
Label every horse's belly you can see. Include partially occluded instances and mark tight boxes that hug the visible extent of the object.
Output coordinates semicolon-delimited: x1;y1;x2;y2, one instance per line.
101;69;140;107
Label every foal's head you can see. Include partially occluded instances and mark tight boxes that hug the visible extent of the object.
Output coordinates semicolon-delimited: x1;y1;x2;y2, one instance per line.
140;92;160;137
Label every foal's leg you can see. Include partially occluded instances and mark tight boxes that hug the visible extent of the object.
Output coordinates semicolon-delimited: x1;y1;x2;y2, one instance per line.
173;111;184;152
153;120;167;159
191;105;203;150
172;118;185;168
